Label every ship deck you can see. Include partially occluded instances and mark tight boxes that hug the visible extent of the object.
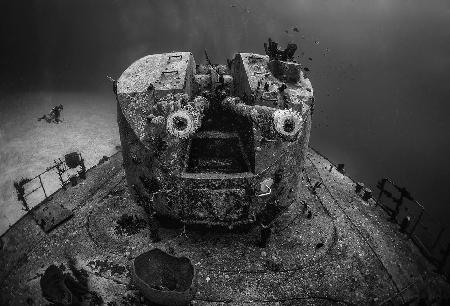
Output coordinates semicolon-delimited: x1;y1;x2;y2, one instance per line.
0;148;449;305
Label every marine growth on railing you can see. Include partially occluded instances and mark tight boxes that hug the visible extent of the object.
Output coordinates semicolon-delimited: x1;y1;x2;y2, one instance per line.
375;178;450;275
13;152;86;212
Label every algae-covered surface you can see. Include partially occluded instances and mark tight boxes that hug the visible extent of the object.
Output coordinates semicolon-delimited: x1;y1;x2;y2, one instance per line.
0;149;448;305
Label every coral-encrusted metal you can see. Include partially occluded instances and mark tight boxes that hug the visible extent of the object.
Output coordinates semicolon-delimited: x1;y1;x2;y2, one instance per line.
116;47;314;228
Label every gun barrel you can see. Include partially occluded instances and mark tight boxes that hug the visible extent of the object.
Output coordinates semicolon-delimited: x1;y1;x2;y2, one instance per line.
222;97;303;140
166;96;209;138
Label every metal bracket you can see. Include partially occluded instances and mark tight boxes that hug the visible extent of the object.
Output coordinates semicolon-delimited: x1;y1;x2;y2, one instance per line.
168;54;182;62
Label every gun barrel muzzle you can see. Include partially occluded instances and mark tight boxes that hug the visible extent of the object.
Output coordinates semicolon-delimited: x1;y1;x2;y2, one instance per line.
222;97;303;141
166;96;209;138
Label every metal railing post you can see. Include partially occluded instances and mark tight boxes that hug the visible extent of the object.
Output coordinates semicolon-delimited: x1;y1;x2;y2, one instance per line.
389;194;402;222
376;178;387;207
55;159;66;189
408;209;424;238
38;174;48;199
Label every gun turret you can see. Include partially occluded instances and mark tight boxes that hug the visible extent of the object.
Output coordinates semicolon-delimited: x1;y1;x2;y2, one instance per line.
117;48;313;227
221;96;303;141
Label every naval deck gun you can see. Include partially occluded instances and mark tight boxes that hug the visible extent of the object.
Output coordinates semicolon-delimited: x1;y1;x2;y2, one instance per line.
115;40;314;228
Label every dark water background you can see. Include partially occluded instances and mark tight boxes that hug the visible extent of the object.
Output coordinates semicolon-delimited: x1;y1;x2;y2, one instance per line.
0;0;449;235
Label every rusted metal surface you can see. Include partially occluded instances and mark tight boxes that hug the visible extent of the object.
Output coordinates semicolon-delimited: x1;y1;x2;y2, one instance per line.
221;96;303;141
1;149;449;305
131;249;195;305
116;43;314;228
165;96;210;139
32;202;73;233
2;42;448;305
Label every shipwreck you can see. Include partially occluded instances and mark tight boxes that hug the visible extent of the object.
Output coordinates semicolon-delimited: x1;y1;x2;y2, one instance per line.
0;40;449;305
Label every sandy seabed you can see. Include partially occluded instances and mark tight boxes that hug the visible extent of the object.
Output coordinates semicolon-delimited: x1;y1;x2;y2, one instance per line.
0;91;120;235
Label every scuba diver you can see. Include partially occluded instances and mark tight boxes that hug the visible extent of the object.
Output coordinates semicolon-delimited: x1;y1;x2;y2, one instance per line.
38;104;64;123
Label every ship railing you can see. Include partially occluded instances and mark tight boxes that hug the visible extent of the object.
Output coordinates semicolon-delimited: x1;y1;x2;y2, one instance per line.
376;177;450;277
13;152;86;211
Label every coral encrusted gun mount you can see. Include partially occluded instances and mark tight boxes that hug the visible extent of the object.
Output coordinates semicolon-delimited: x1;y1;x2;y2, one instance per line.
115;41;314;228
